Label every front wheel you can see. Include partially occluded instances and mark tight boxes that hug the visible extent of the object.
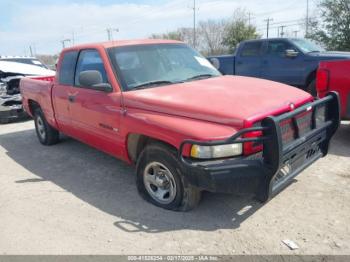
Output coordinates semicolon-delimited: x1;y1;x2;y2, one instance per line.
136;143;201;211
34;108;59;145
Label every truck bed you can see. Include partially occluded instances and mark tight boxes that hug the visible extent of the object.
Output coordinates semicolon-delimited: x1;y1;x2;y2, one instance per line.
317;60;350;119
20;76;56;122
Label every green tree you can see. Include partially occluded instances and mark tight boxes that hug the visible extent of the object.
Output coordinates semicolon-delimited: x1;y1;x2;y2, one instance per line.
307;0;350;51
223;9;260;50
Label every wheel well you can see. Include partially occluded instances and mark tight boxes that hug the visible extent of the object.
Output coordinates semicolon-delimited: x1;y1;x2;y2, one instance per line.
305;70;317;89
28;100;40;115
127;134;176;163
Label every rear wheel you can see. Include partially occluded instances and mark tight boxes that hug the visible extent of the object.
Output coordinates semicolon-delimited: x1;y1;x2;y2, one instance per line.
136;143;201;211
34;108;59;145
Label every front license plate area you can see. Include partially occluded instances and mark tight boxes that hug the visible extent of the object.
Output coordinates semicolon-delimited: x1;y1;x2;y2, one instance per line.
272;145;321;192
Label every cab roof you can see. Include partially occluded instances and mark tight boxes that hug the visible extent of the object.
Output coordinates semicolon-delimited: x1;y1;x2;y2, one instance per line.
63;39;184;52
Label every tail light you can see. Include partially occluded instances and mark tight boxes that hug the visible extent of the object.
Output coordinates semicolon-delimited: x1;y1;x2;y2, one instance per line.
29;76;55;82
316;68;330;93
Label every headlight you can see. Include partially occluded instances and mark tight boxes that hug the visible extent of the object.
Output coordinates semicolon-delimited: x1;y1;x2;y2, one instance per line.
190;143;243;159
315;105;327;127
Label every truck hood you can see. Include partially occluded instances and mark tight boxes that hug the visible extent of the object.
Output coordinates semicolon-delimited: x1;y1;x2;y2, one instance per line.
123;76;312;127
309;51;350;59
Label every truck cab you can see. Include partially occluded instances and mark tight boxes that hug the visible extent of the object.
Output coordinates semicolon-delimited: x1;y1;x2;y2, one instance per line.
209;38;350;95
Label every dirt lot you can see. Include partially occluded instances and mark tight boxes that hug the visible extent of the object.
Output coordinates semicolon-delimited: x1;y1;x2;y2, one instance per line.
0;120;349;255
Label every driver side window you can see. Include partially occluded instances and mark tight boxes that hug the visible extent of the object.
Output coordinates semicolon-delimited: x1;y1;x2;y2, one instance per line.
74;49;108;87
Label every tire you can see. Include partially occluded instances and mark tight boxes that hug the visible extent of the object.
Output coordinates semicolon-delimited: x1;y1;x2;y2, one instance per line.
306;79;317;97
136;143;201;211
34;108;59;145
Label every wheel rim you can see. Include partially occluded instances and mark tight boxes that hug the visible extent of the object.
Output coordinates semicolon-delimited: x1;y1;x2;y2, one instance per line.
143;162;177;205
36;116;46;140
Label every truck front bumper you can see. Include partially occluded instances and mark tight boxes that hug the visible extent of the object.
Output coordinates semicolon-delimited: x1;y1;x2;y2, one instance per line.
179;92;340;202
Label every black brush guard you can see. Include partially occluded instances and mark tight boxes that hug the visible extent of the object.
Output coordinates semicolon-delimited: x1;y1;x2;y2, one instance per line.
178;92;340;202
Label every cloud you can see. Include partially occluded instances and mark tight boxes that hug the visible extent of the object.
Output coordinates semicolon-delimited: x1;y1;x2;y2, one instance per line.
0;0;309;55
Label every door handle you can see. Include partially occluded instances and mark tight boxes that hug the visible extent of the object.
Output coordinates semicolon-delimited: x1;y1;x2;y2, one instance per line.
68;95;76;103
237;61;243;65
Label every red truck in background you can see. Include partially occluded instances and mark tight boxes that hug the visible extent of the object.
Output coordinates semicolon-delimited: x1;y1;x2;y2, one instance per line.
317;60;350;120
20;39;340;211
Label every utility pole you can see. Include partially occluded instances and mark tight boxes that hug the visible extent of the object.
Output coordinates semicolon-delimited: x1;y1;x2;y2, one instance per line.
306;0;309;37
248;12;252;26
106;28;119;41
61;39;70;49
280;25;286;37
29;46;34;57
106;28;111;41
72;31;76;46
33;44;37;56
264;18;273;38
293;30;299;37
192;0;197;48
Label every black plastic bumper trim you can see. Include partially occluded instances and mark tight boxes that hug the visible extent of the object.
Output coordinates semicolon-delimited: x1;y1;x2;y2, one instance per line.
178;92;340;202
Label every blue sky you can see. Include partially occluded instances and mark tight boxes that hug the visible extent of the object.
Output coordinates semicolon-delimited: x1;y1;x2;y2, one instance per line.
0;0;316;55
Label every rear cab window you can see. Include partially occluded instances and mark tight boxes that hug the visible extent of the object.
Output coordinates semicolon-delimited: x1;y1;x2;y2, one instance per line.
58;51;78;85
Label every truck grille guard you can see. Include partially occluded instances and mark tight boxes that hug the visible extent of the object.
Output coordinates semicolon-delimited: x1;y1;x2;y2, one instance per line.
179;92;340;201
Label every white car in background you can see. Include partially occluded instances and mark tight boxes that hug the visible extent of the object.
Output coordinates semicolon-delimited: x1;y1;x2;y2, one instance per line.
0;56;49;69
0;59;55;124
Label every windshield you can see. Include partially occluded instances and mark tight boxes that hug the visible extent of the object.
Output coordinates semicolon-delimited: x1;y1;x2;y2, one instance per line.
290;39;325;53
108;44;220;91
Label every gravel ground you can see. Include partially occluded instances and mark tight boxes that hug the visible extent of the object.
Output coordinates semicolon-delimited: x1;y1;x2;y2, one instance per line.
0;120;349;255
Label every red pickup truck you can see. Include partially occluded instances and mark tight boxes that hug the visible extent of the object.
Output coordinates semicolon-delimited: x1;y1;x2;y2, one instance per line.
317;60;350;120
20;39;340;211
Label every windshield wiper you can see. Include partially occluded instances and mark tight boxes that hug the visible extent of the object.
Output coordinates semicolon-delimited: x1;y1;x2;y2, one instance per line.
185;74;217;81
132;80;176;90
308;50;321;53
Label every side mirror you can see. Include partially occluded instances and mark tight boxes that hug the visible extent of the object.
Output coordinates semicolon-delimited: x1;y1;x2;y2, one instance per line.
79;70;112;92
285;49;299;58
92;83;113;92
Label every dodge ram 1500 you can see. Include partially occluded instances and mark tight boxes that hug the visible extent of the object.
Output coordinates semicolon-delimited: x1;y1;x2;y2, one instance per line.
20;39;340;211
